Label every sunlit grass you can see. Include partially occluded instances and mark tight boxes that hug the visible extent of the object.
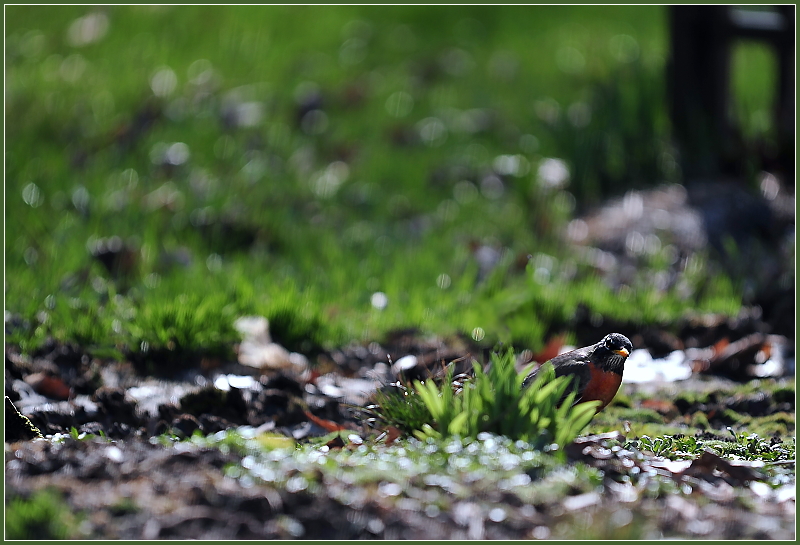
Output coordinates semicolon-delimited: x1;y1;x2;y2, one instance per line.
5;6;755;358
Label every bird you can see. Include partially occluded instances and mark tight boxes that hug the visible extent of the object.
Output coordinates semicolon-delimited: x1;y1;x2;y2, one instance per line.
522;333;633;413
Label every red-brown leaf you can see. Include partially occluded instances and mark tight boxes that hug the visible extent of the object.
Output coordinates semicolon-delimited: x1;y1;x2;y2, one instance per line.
304;410;347;432
533;334;566;363
24;373;72;401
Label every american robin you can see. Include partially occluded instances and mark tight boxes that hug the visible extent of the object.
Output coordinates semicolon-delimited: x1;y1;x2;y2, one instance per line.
522;333;633;413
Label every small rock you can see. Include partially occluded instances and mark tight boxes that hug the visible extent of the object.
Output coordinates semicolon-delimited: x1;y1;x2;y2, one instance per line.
391;354;418;374
235;315;308;373
234;316;271;343
562;492;601;511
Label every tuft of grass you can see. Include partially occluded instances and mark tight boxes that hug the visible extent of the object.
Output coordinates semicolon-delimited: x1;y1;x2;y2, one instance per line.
370;379;437;437
371;349;600;448
124;292;240;373
266;305;330;356
108;497;140;516
5;489;83;540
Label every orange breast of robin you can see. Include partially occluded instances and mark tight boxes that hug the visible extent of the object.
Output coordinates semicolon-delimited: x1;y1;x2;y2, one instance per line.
580;362;623;412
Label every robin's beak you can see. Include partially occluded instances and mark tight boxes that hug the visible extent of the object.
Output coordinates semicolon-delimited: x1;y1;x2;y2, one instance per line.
614;348;630;358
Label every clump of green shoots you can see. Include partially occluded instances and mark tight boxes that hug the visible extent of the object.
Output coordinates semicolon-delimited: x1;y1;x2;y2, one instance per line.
371;349;599;449
6;489;83;540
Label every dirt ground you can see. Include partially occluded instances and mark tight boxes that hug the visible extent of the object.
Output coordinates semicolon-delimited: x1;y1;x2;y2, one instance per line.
4;317;796;539
5;431;795;540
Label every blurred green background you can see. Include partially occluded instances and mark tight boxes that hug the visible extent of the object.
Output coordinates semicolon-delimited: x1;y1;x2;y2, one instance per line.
5;6;779;364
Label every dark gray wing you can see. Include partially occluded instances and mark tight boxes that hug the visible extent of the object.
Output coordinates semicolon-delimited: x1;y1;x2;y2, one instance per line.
522;347;592;405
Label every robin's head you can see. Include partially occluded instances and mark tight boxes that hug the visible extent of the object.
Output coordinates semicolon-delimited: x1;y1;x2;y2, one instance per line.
594;333;632;373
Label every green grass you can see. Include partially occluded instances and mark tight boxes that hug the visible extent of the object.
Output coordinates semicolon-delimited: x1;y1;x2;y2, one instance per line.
370;350;599;447
629;431;795;464
5;489;84;540
5;6;767;360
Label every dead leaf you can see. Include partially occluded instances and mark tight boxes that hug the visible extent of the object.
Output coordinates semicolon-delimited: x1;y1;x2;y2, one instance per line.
304;410;347;432
533;334;566;364
24;372;72;400
383;426;402;446
711;337;730;357
641;399;678;418
760;340;772;360
681;450;767;485
324;434;346;450
708;334;768;378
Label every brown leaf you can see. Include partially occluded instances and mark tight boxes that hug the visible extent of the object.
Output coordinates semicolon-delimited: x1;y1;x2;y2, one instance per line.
711;337;730;358
760;340;773;360
533;334;566;364
681;450;767;485
690;358;711;373
307;369;322;385
641;399;678;418
712;334;766;364
708;334;768;378
24;372;72;400
304;410;347;432
324;434;346;450
383;426;402;446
